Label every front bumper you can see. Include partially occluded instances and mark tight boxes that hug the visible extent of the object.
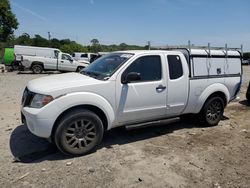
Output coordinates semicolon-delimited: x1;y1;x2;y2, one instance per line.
21;107;54;138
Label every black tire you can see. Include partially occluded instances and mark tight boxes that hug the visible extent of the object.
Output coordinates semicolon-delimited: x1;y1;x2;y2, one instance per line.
54;109;104;156
31;64;43;74
11;61;20;71
246;82;250;102
76;66;85;72
200;96;224;126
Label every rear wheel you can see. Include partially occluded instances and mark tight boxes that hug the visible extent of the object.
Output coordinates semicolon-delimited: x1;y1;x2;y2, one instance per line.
200;96;224;126
76;66;85;72
246;82;250;102
11;61;20;71
54;109;104;156
31;64;43;74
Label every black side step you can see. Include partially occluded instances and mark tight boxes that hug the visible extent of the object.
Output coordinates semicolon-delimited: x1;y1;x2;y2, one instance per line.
125;117;179;131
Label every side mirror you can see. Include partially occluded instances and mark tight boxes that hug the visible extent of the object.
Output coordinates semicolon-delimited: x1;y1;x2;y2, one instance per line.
122;72;141;84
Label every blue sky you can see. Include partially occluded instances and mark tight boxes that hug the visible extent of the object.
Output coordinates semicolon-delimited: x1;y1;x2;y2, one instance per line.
10;0;250;51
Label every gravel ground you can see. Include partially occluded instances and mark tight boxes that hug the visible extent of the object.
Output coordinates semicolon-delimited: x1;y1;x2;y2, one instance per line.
0;67;250;188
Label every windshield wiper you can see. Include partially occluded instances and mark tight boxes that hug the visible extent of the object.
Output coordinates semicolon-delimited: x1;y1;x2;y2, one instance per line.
81;70;101;79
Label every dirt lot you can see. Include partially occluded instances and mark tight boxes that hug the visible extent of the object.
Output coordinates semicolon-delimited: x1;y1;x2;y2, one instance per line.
0;67;250;188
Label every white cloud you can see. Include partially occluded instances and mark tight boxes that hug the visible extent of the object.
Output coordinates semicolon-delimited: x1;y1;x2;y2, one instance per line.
12;1;46;21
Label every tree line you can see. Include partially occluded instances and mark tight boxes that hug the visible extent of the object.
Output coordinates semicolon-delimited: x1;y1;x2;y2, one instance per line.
3;33;148;54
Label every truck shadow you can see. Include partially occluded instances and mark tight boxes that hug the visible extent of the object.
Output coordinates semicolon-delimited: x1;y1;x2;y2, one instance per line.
9;119;213;163
239;100;250;107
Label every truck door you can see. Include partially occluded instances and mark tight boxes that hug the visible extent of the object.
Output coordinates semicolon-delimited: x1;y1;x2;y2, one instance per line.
43;50;59;70
116;54;168;124
58;54;75;71
165;54;189;116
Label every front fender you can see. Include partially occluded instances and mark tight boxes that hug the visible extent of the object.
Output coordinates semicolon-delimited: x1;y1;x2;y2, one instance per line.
36;92;115;131
56;92;115;129
195;83;230;113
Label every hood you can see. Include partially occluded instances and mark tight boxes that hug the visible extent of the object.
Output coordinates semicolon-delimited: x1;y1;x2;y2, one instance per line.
27;72;101;95
76;60;90;66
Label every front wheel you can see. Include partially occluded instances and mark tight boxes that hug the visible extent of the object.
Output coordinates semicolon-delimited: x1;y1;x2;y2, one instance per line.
54;109;104;156
200;96;224;126
31;64;43;74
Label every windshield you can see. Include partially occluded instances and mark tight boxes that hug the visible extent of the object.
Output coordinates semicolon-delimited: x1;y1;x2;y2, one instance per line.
81;53;133;80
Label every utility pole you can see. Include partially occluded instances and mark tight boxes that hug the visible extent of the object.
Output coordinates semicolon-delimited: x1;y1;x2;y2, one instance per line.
48;32;51;41
147;41;151;50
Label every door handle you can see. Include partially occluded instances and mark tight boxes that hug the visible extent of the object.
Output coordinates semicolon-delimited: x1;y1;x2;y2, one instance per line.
61;61;64;63
156;85;166;91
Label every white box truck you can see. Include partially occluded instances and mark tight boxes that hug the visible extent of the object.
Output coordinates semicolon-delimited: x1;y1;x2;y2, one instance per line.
21;44;242;156
21;52;89;73
14;45;61;62
15;45;89;73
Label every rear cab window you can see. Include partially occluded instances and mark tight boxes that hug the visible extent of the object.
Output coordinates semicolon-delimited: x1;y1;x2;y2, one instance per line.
167;55;183;80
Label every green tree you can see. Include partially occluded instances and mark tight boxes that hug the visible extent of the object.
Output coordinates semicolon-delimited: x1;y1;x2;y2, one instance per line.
119;43;128;50
60;42;87;54
90;39;102;52
0;0;19;42
14;33;32;45
32;34;49;47
50;38;61;48
243;52;250;59
90;38;99;46
60;39;71;45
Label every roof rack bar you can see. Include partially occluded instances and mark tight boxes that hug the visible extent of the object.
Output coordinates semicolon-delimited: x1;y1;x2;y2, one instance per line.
152;44;242;51
225;43;228;57
208;43;211;56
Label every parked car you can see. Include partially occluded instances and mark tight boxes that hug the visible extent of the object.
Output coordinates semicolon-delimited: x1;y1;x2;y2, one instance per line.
21;48;242;156
72;52;98;62
246;81;250;102
242;59;250;65
21;52;89;74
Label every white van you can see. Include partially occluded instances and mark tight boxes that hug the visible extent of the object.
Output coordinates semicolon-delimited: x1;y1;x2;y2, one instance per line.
14;45;61;63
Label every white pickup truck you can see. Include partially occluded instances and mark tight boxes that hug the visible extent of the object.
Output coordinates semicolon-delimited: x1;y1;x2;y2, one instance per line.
21;48;242;156
21;52;89;74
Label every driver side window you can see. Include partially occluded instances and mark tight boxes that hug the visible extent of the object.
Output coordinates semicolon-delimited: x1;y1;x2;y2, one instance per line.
62;54;72;61
122;55;162;82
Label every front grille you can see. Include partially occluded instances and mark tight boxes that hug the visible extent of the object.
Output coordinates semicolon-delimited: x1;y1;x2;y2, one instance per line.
22;88;35;107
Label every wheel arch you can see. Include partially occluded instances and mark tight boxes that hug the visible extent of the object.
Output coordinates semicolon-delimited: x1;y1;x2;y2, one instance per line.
76;65;85;72
51;104;109;140
31;61;44;68
196;83;230;113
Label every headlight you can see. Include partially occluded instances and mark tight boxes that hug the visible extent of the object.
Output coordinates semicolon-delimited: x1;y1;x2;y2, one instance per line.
30;94;54;108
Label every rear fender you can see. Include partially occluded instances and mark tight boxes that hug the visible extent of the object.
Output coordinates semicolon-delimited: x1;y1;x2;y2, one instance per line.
195;83;230;113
